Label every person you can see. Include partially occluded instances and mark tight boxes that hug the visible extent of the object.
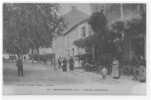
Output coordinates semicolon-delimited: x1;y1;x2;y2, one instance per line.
101;66;108;79
52;57;57;71
132;55;139;80
16;55;24;76
58;56;62;69
137;64;146;82
112;57;120;79
62;57;67;72
69;57;74;71
132;55;146;82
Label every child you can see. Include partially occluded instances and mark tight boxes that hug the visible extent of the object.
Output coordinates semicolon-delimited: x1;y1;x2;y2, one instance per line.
101;66;108;79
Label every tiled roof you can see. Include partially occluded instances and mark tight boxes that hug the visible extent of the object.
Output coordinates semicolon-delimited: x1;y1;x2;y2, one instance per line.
63;7;89;34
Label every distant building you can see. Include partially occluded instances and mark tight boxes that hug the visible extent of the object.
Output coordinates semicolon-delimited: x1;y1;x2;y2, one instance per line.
29;47;53;55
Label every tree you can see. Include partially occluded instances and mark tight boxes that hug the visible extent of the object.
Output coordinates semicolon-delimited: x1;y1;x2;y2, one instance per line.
74;10;110;65
125;5;146;59
110;21;125;60
3;4;66;56
88;10;107;35
109;4;146;63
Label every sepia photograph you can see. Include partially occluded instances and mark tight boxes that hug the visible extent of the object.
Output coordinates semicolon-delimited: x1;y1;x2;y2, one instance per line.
3;3;146;95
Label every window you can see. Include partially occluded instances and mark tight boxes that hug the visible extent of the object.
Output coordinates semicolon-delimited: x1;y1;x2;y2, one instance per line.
81;26;86;38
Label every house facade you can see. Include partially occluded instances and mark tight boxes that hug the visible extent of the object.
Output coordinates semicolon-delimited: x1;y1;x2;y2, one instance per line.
52;7;93;59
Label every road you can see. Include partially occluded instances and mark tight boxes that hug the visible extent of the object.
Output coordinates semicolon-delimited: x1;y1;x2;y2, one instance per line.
3;62;146;95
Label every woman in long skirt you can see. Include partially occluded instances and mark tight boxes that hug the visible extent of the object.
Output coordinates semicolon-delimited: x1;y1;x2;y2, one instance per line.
112;58;120;79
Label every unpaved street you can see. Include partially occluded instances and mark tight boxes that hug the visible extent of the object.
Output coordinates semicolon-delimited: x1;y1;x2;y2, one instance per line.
3;62;146;95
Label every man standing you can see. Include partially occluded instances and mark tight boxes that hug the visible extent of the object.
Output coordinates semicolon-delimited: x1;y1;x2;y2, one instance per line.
62;57;67;72
16;55;23;76
69;57;74;71
58;56;62;69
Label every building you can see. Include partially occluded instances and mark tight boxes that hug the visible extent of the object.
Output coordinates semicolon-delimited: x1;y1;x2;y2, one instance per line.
52;6;93;59
53;4;145;62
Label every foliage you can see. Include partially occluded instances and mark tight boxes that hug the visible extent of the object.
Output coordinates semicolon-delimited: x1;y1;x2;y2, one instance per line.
126;13;146;57
74;10;112;65
88;10;107;34
110;5;146;65
74;5;146;67
109;21;125;59
3;4;66;55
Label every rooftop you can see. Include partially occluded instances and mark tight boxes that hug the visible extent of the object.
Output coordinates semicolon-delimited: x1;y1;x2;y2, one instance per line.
63;6;89;34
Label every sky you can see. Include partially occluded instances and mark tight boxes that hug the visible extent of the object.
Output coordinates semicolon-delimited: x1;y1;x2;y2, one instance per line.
59;4;91;15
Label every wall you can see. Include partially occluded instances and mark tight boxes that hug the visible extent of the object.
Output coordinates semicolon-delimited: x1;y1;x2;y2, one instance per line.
52;22;91;58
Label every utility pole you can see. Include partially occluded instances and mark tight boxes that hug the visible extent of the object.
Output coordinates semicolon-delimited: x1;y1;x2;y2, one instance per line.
120;3;124;21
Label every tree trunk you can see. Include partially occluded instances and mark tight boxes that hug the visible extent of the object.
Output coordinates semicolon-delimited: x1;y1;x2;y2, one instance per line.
92;45;96;61
31;48;33;55
36;47;39;54
128;39;134;61
123;33;129;63
31;48;34;63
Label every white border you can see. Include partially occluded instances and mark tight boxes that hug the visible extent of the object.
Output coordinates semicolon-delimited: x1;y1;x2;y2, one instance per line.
1;0;151;100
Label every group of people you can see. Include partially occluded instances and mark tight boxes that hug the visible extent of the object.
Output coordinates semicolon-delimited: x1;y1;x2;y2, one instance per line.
99;57;120;79
57;56;74;72
15;55;75;77
101;56;146;82
15;54;145;83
